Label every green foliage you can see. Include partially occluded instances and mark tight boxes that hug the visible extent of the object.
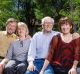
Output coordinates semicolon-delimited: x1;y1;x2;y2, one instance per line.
59;0;80;33
0;0;80;33
0;0;17;30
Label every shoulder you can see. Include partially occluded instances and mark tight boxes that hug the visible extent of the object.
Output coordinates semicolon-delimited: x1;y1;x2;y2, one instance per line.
50;34;60;49
34;31;42;35
51;34;60;42
25;38;31;43
72;32;80;40
10;39;19;45
0;31;7;35
32;31;42;37
26;34;31;39
52;31;60;36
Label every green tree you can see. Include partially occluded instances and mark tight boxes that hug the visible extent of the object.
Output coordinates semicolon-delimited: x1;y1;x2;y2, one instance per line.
0;0;17;30
0;0;80;34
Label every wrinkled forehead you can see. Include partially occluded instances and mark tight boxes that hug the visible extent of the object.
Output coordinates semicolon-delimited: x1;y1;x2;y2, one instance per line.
42;18;54;25
7;22;17;27
44;18;52;22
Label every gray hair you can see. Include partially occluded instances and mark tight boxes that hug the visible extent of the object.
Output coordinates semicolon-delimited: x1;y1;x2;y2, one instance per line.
41;16;54;25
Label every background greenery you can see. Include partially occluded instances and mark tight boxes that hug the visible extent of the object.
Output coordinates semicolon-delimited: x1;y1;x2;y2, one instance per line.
0;0;80;35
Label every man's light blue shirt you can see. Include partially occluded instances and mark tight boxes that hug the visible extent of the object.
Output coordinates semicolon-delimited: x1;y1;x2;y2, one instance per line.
28;31;59;62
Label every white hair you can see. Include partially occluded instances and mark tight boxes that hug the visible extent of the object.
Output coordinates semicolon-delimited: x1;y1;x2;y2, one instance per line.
41;16;54;25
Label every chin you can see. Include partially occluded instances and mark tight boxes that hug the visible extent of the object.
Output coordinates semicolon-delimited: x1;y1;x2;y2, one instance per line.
8;32;13;34
63;32;69;34
46;29;52;31
46;30;52;32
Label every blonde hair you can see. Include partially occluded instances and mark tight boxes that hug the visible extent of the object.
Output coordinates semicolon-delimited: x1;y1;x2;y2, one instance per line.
41;16;54;25
17;22;29;37
6;18;17;25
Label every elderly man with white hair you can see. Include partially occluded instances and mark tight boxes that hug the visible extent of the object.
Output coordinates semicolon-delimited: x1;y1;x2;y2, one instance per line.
25;16;59;74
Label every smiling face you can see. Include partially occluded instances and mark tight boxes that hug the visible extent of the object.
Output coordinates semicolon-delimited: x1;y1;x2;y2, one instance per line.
17;26;26;37
6;22;17;35
61;23;72;34
59;17;73;34
17;22;29;37
42;17;54;32
42;22;53;32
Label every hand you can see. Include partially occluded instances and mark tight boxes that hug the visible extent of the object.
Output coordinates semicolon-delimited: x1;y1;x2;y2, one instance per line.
39;70;44;74
27;63;34;71
68;67;77;74
0;63;4;74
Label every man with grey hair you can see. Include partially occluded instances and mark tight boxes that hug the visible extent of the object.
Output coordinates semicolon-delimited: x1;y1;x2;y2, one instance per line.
25;16;59;74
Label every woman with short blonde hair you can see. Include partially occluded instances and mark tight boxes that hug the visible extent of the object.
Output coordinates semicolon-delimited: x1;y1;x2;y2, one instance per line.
0;22;31;74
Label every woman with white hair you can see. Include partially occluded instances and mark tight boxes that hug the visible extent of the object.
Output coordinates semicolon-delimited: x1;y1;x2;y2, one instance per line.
0;22;31;74
25;16;59;74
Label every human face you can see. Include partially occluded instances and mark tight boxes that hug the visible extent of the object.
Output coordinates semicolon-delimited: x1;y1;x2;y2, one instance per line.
6;22;17;35
17;26;26;37
61;23;72;34
42;21;53;32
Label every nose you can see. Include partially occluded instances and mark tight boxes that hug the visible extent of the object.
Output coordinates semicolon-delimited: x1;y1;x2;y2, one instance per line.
62;24;67;28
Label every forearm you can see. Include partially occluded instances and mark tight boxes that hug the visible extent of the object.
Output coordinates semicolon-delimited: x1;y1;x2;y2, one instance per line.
41;59;49;71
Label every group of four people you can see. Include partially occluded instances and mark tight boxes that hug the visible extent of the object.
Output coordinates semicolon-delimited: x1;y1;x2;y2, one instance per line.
0;16;80;74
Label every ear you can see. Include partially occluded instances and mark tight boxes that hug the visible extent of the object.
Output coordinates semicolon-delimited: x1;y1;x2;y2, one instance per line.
70;25;72;29
42;24;44;29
